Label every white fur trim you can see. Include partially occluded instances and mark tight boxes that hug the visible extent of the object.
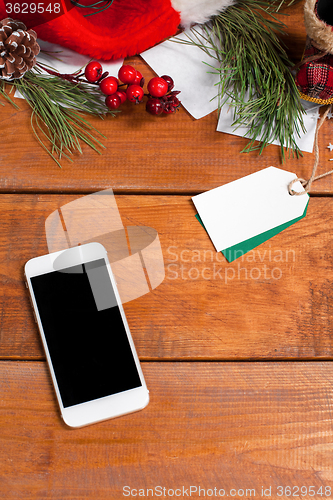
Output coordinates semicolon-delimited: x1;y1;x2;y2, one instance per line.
171;0;235;27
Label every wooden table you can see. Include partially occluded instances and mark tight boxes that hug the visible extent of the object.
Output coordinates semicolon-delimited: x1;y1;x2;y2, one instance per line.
1;2;333;498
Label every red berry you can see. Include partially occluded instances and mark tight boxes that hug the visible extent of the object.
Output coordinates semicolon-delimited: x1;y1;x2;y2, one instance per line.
99;76;118;95
105;94;121;110
85;61;103;83
115;90;127;104
118;65;138;84
133;70;144;86
161;75;174;92
147;77;168;98
146;98;163;116
163;96;180;114
126;84;144;103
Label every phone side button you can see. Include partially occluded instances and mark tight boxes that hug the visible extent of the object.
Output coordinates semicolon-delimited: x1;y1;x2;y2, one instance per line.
32;311;38;324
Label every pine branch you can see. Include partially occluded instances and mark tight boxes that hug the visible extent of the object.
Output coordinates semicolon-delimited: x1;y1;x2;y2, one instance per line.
3;66;117;167
181;0;305;161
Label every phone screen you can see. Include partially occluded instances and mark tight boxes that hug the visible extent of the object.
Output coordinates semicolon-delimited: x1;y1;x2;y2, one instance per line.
30;258;142;408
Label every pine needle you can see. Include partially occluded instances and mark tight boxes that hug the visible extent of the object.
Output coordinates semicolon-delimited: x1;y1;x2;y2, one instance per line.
0;80;20;109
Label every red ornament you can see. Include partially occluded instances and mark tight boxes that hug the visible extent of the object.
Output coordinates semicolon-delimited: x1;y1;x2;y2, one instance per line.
84;61;103;83
99;76;119;95
147;77;169;97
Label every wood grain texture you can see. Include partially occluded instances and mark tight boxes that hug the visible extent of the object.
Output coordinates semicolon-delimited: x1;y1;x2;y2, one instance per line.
1;3;333;195
1;360;333;499
1;4;332;495
0;194;332;361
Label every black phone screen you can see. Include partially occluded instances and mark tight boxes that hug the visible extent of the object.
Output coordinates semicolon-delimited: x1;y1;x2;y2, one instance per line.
30;258;142;408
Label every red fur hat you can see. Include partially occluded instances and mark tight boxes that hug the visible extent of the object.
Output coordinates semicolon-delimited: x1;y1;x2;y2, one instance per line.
0;0;234;60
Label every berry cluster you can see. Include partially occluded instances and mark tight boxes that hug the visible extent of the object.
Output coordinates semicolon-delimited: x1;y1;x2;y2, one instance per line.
146;76;180;115
84;62;181;115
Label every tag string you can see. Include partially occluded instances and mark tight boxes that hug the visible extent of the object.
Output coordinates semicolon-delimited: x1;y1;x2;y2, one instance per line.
289;105;333;195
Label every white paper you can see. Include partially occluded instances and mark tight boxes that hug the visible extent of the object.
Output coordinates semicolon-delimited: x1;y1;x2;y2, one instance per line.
15;40;124;99
192;167;309;252
141;29;220;120
217;96;321;154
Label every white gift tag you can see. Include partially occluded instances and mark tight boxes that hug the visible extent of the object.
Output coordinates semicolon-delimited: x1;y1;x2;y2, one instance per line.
192;167;309;252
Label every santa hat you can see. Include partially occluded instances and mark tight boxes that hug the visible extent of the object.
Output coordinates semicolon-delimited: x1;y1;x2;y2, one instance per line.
0;0;234;60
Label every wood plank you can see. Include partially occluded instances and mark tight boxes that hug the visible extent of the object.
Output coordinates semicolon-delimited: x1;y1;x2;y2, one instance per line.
1;3;333;195
0;194;332;361
1;360;333;499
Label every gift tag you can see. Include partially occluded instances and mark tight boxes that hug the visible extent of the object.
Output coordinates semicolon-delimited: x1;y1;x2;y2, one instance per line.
192;167;309;262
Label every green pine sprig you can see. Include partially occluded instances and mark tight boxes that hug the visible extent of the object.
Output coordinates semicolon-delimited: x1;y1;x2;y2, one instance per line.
179;0;305;161
0;79;19;109
2;65;117;167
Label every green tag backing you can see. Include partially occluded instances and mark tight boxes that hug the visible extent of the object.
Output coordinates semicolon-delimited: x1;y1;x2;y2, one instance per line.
195;199;309;263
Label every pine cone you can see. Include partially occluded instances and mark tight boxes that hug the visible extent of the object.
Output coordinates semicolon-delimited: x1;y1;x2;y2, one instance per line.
0;18;40;80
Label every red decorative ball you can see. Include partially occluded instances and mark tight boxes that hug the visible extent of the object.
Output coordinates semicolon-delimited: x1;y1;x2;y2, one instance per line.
99;76;119;95
147;77;168;97
126;84;144;103
105;94;122;110
146;98;163;115
118;65;138;85
85;61;103;83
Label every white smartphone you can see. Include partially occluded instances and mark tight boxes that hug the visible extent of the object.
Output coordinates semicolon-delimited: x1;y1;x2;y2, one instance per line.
24;242;149;428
